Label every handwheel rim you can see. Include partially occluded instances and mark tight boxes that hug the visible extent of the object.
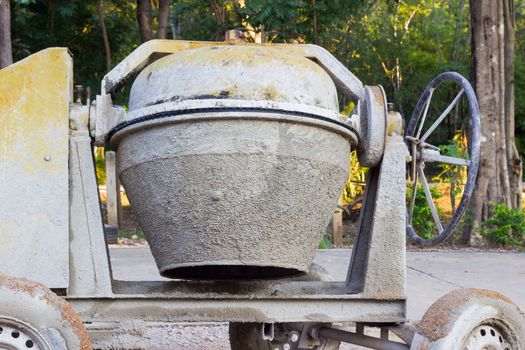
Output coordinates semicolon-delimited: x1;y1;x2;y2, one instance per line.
405;71;481;246
0;317;51;350
463;324;512;350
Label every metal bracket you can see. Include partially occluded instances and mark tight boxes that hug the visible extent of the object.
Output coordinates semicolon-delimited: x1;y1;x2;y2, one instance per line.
347;134;410;299
101;40;364;100
262;323;275;341
90;94;126;146
317;326;410;350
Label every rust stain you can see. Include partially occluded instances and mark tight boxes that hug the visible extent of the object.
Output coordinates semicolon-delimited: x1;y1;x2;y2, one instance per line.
263;86;279;100
416;288;515;342
0;48;70;175
0;275;92;349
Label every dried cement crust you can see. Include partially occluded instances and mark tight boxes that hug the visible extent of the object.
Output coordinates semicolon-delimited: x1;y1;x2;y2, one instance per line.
117;118;351;279
0;274;92;349
415;288;525;347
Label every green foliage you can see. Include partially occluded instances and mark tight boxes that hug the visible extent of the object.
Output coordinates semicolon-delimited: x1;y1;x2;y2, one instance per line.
479;203;525;247
407;184;443;240
8;0;525;170
341;150;367;204
118;230;145;241
238;0;366;43
239;0;303;39
318;233;333;249
12;0;140;94
173;0;241;41
432;131;467;213
95;152;106;186
334;0;471;125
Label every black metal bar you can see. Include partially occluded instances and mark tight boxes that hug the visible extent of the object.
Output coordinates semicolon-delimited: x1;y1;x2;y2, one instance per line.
346;166;380;292
318;327;410;350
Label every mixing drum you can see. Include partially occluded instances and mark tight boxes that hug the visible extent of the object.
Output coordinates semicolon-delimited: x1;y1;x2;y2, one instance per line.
109;45;358;279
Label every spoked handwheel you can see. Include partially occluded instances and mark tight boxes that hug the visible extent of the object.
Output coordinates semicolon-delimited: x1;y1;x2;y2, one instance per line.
405;72;481;246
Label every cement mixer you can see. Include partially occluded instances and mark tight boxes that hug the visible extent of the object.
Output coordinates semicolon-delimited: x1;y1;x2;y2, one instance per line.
0;39;524;350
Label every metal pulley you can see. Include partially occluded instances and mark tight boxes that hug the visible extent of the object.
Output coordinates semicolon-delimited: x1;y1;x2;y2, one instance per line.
356;86;388;167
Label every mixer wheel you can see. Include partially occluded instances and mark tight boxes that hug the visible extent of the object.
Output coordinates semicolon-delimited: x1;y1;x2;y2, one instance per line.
0;275;92;350
405;72;481;246
229;322;340;350
410;288;525;349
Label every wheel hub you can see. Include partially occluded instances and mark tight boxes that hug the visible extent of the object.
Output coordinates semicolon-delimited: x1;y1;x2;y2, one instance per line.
464;325;511;350
0;318;50;350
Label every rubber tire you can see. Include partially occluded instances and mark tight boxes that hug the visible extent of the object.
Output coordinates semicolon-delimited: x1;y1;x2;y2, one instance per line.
411;288;525;349
0;275;92;349
229;323;340;350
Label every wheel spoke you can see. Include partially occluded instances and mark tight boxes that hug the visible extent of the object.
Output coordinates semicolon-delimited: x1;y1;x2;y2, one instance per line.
420;141;440;151
410;143;418;180
420;89;464;143
408;142;419;225
416;88;434;139
417;164;444;233
408;171;418;225
420;151;471;167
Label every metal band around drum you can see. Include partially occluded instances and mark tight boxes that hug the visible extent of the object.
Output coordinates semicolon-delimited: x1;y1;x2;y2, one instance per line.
107;107;360;149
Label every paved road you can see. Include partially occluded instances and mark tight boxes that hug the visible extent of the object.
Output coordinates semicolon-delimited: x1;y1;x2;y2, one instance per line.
107;247;525;349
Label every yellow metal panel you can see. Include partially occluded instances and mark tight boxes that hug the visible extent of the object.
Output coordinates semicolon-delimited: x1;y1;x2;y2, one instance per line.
0;48;71;288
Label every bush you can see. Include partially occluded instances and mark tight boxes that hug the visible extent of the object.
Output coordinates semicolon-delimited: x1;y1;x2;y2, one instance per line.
479;203;525;247
406;184;443;240
341;150;367;204
318;233;333;249
95;150;106;186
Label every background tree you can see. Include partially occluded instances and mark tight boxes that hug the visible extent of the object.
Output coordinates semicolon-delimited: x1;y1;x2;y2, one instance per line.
136;0;152;41
136;0;173;42
158;0;170;39
4;0;525;248
0;0;12;68
467;0;522;243
11;0;140;87
503;0;522;209
97;0;111;72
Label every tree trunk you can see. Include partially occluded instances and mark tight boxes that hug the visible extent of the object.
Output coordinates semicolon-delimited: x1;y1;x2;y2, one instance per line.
210;0;226;40
136;0;153;42
97;0;112;72
503;0;522;209
170;16;178;39
312;0;318;45
465;0;520;244
452;0;466;65
48;0;55;36
157;0;170;39
0;0;12;68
